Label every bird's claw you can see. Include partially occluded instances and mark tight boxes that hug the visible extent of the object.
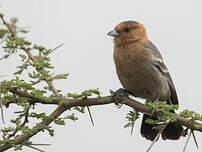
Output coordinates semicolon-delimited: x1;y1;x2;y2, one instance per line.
150;109;156;117
150;99;159;116
113;88;129;108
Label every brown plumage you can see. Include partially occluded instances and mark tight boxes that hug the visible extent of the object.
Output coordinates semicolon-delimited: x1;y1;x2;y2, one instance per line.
108;21;184;141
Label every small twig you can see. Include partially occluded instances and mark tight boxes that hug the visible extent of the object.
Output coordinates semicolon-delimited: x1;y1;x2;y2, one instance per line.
23;48;59;95
183;129;192;152
0;57;5;60
183;127;189;137
191;130;199;150
8;127;18;138
22;107;30;126
0;16;16;37
146;133;160;152
25;145;45;152
25;143;51;152
0;104;68;151
31;144;51;146
146;120;169;152
0;94;5;124
130;109;136;136
87;106;95;126
43;43;64;59
8;108;30;138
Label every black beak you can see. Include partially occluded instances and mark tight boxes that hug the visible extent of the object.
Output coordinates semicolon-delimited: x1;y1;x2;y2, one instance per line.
107;30;120;37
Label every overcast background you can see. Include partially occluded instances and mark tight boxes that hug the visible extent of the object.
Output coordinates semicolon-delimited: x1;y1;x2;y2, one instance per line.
0;0;202;152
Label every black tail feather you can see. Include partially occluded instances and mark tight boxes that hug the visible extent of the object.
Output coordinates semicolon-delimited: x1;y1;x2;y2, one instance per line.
141;113;184;141
140;114;159;141
162;122;184;140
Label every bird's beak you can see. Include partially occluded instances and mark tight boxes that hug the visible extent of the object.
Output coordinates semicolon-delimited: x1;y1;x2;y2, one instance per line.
107;30;120;37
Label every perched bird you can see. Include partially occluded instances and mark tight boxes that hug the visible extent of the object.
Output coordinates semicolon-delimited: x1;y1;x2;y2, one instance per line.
107;21;184;141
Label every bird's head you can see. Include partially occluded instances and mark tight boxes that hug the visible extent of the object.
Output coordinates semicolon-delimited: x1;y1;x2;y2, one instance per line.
107;21;147;47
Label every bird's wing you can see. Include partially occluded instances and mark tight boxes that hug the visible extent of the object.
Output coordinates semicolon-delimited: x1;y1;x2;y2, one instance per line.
143;41;179;105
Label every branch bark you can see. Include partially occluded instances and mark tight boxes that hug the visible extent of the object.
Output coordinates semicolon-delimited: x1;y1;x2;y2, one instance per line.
0;94;201;151
6;88;202;133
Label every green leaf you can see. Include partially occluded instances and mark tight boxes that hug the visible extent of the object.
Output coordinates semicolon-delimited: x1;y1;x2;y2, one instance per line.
0;29;8;38
10;17;18;25
54;118;65;125
124;111;140;128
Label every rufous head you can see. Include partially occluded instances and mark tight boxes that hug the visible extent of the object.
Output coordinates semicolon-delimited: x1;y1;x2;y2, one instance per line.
107;21;147;47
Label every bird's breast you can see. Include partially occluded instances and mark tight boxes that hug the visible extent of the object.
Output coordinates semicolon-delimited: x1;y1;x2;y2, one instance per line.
113;46;170;101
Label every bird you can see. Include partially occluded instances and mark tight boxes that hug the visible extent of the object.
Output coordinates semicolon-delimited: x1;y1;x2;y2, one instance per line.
107;20;184;141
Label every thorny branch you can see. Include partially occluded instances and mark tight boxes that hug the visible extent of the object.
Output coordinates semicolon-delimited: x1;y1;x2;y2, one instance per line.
1;15;58;95
0;15;201;152
0;15;96;127
0;15;96;151
2;87;202;132
0;15;16;37
0;92;202;151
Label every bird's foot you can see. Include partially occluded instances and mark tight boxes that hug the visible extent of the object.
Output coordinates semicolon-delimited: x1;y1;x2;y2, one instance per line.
150;99;159;116
113;88;129;108
150;109;156;117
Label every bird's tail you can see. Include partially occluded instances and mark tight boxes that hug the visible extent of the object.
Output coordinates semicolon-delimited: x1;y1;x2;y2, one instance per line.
161;122;184;140
140;114;184;141
140;114;159;141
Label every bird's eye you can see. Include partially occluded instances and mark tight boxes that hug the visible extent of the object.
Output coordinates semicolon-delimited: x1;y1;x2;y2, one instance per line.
124;28;130;32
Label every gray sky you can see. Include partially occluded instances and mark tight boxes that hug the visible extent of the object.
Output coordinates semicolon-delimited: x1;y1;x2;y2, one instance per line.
1;0;202;151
